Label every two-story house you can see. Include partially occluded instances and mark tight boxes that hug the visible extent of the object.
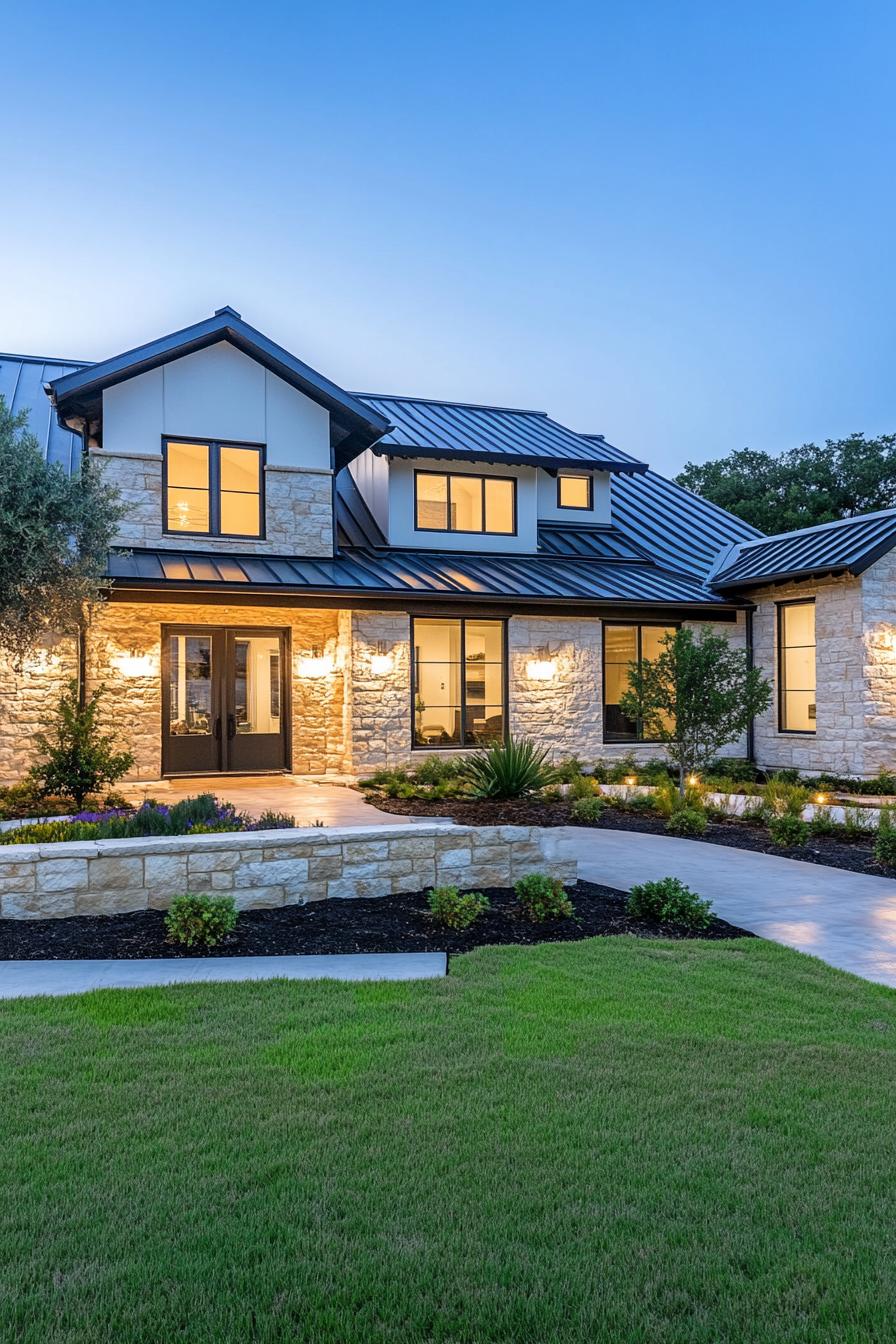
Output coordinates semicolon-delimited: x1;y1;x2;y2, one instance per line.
2;306;896;784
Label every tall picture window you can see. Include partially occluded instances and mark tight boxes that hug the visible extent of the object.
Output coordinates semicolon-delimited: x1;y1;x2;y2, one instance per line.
778;600;816;733
414;471;516;535
603;623;677;741
163;439;263;538
411;618;506;747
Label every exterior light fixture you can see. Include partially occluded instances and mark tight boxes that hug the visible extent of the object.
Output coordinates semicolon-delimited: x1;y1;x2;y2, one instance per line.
370;640;394;676
113;649;156;678
526;645;558;681
297;646;335;678
814;792;828;806
623;775;637;787
687;774;699;787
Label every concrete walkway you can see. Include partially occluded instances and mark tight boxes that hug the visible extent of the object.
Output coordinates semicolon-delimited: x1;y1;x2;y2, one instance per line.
0;952;447;999
121;775;409;827
551;826;896;988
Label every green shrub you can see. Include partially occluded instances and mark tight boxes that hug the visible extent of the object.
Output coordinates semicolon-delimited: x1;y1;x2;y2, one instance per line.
619;793;656;813
841;806;876;839
570;795;605;823
607;753;640;784
359;767;413;794
30;680;134;808
627;876;713;929
873;831;896;869
427;885;490;929
413;755;465;786
250;810;296;830
0;818;103;845
653;776;706;818
665;807;707;837
515;872;575;921
0;778;55;821
553;756;586;784
762;774;810;820
768;814;809;847
707;757;759;783
568;773;598;800
165;893;238;948
808;807;837;837
463;736;559;800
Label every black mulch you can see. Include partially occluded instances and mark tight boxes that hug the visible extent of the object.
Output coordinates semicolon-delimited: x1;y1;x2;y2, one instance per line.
0;880;752;961
371;797;887;877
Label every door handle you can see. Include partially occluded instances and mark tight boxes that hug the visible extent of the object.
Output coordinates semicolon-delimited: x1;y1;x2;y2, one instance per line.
227;714;236;740
213;716;221;740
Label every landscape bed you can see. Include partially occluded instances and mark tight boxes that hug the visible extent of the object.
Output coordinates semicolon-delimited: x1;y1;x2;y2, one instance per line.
0;879;751;959
373;795;889;876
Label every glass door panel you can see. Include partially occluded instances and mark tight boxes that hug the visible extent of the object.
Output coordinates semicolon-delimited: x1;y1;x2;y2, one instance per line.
226;632;287;771
164;632;221;773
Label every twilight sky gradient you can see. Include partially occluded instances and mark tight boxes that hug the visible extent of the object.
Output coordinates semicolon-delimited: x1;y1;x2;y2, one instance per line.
3;0;895;473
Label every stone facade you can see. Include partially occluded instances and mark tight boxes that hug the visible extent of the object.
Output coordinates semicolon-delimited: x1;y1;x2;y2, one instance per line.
751;573;866;775
0;633;79;784
0;822;577;919
93;451;334;556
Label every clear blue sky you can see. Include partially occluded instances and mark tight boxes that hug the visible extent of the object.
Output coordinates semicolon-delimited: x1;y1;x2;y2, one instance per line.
3;0;895;473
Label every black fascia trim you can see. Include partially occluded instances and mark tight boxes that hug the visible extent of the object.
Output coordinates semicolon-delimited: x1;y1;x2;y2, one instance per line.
48;312;391;443
371;442;648;474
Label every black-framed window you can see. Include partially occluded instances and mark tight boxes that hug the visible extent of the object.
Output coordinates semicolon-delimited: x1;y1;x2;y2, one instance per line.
603;622;677;741
411;617;506;748
163;438;264;538
557;472;593;510
777;599;816;733
414;470;516;535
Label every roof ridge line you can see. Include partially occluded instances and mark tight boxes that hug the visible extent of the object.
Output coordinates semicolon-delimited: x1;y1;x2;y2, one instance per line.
354;391;549;416
0;351;93;368
734;506;896;550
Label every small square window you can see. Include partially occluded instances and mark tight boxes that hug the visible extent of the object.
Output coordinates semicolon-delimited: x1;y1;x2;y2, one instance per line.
557;474;592;510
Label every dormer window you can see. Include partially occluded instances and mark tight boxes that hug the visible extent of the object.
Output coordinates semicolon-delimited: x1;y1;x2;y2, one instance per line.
414;470;516;535
557;472;592;510
163;438;264;538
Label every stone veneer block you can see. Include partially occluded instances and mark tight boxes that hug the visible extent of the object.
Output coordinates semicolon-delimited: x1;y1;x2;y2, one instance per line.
0;822;576;919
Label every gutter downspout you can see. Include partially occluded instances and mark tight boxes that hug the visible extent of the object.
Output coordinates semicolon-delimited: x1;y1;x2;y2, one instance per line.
745;607;755;764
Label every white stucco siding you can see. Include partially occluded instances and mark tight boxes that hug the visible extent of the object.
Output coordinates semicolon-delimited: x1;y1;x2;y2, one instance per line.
102;342;330;470
536;468;611;524
387;458;538;552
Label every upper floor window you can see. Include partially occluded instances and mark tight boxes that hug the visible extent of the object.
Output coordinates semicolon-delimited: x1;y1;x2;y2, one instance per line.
778;600;816;733
163;439;264;538
414;470;516;535
557;472;592;510
603;623;677;741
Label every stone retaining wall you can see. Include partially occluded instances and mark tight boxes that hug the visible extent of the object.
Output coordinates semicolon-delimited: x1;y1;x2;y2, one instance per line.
0;823;576;920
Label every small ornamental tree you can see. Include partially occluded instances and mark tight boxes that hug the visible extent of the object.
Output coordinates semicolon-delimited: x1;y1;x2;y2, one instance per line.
618;628;771;797
30;680;134;807
0;397;127;665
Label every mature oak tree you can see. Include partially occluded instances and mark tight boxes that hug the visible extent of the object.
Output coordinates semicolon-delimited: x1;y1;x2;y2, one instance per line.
0;397;127;664
676;434;896;533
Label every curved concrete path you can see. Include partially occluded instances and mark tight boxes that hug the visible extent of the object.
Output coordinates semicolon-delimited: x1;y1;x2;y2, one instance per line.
549;826;896;989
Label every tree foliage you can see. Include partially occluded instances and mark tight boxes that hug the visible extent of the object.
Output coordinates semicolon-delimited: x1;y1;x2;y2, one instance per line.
675;434;896;533
619;628;771;794
0;397;127;663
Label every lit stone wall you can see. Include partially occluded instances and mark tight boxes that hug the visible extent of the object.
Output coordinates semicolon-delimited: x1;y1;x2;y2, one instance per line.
84;600;351;780
860;550;896;776
92;451;334;557
0;822;577;919
751;574;867;775
348;611;413;771
0;633;79;784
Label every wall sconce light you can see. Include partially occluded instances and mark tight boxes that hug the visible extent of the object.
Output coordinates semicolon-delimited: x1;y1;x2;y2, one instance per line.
297;646;335;678
113;649;156;678
370;640;394;676
22;649;62;674
526;645;558;681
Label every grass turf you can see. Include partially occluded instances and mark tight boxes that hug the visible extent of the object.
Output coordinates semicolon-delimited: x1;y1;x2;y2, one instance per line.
1;937;895;1343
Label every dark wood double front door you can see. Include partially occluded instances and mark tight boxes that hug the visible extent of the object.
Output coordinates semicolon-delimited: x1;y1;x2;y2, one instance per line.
162;626;288;775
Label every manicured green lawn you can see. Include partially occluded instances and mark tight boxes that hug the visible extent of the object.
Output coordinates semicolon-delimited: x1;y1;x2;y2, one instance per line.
2;938;895;1343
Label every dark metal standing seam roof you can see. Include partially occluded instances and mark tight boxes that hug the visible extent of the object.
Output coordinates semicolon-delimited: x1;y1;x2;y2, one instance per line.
107;545;739;608
711;509;896;589
0;353;87;472
536;523;650;562
355;394;648;473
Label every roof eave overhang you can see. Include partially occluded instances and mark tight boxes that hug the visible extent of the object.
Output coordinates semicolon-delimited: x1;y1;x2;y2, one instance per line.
712;565;850;592
370;443;649;474
47;312;392;457
104;575;746;617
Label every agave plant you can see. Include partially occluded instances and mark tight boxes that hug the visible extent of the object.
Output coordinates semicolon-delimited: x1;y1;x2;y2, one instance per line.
463;736;560;800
